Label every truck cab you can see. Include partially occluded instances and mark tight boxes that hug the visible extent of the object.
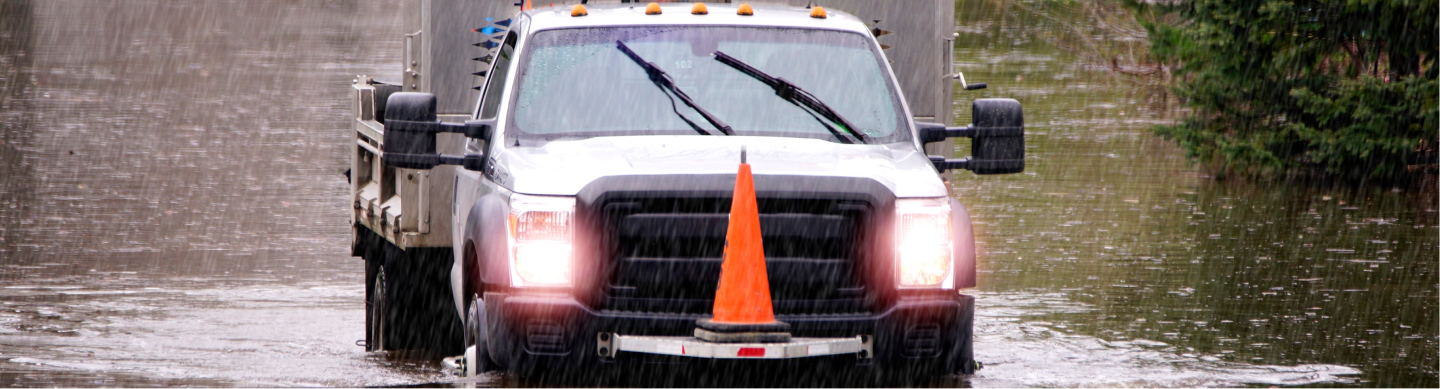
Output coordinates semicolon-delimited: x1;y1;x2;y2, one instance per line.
350;1;1022;379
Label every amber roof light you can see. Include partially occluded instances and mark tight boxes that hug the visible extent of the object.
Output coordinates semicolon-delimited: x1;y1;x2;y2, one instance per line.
810;6;827;19
737;3;753;15
645;2;661;15
571;4;587;17
691;3;708;15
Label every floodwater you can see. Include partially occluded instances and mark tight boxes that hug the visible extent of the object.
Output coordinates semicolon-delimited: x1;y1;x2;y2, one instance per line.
0;0;1433;387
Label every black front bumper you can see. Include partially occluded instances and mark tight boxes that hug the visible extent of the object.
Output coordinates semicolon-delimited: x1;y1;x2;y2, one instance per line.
482;291;975;375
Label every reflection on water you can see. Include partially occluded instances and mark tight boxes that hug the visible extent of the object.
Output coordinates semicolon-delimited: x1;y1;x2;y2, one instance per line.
0;0;1432;387
952;0;1437;387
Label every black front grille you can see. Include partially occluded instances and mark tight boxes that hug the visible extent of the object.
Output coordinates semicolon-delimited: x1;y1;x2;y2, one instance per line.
593;197;874;315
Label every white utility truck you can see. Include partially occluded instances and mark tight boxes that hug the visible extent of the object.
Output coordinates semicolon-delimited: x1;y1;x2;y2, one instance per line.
348;0;1022;379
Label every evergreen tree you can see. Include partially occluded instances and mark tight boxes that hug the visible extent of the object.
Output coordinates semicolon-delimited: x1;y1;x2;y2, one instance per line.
1135;0;1437;181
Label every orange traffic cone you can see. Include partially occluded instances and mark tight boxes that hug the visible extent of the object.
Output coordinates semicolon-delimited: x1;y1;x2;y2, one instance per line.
696;147;792;343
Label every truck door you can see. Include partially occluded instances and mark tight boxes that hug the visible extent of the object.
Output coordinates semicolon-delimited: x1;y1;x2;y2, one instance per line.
453;31;517;259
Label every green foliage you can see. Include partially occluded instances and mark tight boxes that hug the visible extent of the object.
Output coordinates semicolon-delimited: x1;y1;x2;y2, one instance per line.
1133;0;1437;181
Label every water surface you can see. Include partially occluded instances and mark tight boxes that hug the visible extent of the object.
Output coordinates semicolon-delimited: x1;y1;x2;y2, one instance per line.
0;0;1433;387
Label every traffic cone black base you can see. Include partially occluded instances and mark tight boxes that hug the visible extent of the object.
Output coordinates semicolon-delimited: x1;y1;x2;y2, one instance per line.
695;319;791;343
694;328;791;343
694;328;792;343
696;318;790;333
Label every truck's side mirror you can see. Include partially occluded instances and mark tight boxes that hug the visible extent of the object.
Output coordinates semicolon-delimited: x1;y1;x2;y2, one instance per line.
383;93;441;169
969;99;1024;174
919;98;1024;175
382;92;493;171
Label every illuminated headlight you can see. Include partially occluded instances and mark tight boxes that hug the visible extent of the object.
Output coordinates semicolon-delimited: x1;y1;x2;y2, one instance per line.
895;198;953;288
508;194;575;287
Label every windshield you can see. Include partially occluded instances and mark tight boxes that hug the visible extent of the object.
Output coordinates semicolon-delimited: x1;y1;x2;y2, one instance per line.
507;26;908;143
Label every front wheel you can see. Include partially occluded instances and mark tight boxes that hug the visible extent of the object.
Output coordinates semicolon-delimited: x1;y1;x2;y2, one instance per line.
463;293;495;375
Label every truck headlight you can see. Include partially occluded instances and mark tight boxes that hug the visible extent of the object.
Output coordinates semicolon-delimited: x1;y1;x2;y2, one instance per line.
895;198;952;288
508;194;575;287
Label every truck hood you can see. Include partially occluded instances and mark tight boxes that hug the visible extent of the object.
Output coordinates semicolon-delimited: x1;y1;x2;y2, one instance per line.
493;136;948;198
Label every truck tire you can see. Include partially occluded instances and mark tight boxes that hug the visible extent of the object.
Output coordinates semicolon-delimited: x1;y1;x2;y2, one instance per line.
361;228;389;352
463;293;495;374
357;224;465;354
369;267;390;351
373;241;464;354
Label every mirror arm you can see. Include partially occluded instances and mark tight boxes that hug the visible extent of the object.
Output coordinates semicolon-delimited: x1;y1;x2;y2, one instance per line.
921;123;1025;145
386;119;493;140
441;121;493;140
930;156;971;171
932;156;1024;173
918;124;974;144
437;153;487;171
943;124;974;139
383;118;494;171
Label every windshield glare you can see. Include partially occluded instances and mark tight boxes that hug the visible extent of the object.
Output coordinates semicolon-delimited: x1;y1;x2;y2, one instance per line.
509;26;907;143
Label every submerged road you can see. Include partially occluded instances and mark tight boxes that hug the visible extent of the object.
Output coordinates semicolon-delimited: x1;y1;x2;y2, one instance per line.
0;1;1433;387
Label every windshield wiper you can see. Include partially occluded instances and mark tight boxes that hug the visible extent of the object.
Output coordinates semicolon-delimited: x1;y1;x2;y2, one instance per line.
616;40;732;136
712;51;868;144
